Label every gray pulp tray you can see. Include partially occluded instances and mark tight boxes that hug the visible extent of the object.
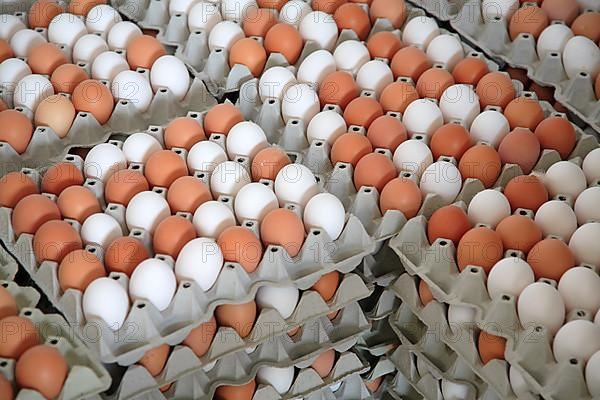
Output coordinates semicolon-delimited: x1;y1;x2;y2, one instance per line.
385;370;425;400
0;242;19;281
0;283;110;400
449;0;600;133
356;318;400;359
405;0;472;21
361;286;402;322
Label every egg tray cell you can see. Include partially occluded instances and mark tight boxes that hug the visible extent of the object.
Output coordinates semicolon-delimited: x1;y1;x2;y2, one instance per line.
384;370;426;400
447;0;600;133
355;317;400;358
0;242;19;281
360;286;403;323
357;242;407;288
105;306;370;400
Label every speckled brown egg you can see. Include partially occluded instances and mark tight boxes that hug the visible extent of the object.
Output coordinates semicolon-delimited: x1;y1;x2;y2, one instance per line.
367;31;403;59
261;208;305;257
503;175;548;212
51;63;89;94
379;177;422;218
167;176;211;213
0;172;38;208
311;271;340;301
57;185;102;223
498;128;541;174
478;331;506;364
330;133;373;166
476;72;516;109
427;205;471;246
28;0;63;28
458;144;502;188
334;3;371;40
264;23;304;65
509;6;549;40
41;162;84;195
534;116;576;159
379;81;419;113
430;123;472;161
343;96;384;128
215;380;257;400
72;80;114;125
203;103;245;136
144;150;188;188
527;238;575;280
229;38;267;77
104;169;150;206
452;57;489;86
369;0;407;27
367;115;407;151
456;227;504;273
319;71;360;109
354;152;397;192
33;219;82;263
243;8;277;37
68;0;105;15
218;226;263;272
105;236;150;276
504;96;545;130
572;12;600;42
0;110;34;154
416;67;455;99
164;117;206;151
27;42;67;75
311;0;347;13
15;344;68;399
12;194;61;236
0;316;40;358
251;147;291;181
418;279;434;305
390;46;432;82
126;35;166;70
58;248;106;291
153;215;196;259
496;214;542;253
0;286;18;320
215;301;257;338
540;0;579;25
0;40;12;63
183;316;217;357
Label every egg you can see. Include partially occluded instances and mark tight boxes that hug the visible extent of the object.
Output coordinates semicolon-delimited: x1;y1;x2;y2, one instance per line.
334;3;371;40
369;0;407;27
416;68;455;100
28;0;63;29
0;286;18;320
509;6;548;40
41;162;84;195
0;40;12;63
467;190;511;228
498;128;541;174
153;215;197;259
527;238;575;281
261;208;305;257
11;194;61;236
574;187;600;225
211;161;252;197
426;34;465;70
122;133;161;165
553;320;600;362
50;63;89;94
0;316;40;358
175;237;224;289
366;115;407;152
68;0;106;15
167;176;211;214
129;258;176;311
569;223;600;267
11;29;46;59
192;201;236;238
518;282;565;335
35;95;77;139
0;58;31;93
215;301;257;338
208;21;245;51
304;193;346;241
572;12;600;43
356;60;394;96
126;35;166;70
319;71;360;109
476;72;516;109
402;99;444;136
503;175;548;213
72;34;109;64
367;31;403;59
430;123;472;161
354;152;397;192
138;344;170;378
535;199;578;241
203;103;245;136
0;109;33;154
282;83;320;124
544;161;587;200
144;150;188;188
83;276;130;329
217;226;263;272
279;0;312;26
457;227;504;273
312;271;340;301
427;205;471;246
33;219;82;263
393;139;433;178
256;365;294;394
307;110;347;145
0;374;12;400
0;15;25;41
72;79;114;125
379;177;422;218
183;316;217;357
418;279;434;305
227;121;268;159
234;183;277;223
487;257;535;299
214;380;256;400
151;55;191;101
537;23;574;61
16;345;68;399
401;15;439;48
251;147;291;181
126;190;171;233
296;49;337;86
452;57;489;86
504;96;545;131
274;163;319;206
112;70;154;113
390;46;432;82
379;81;420;114
458;144;501;188
0;172;38;208
104;169;150;206
81;213;123;249
587;351;600;396
583;148;600;185
534;116;576;159
229;38;267;77
496;214;542;254
469;110;510;148
558;266;600;313
541;0;579;24
107;21;142;50
256;285;299;319
478;331;506;364
243;8;277;37
264;23;304;65
419;161;462;205
58;248;106;291
299;11;339;51
105;236;149;276
563;36;600;79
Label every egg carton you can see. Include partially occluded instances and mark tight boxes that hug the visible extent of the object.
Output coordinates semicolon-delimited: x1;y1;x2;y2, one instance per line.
107;307;370;400
0;279;40;309
384;370;425;400
356;317;400;358
448;0;600;133
360;286;402;322
0;242;19;281
0;306;111;400
357;243;407;288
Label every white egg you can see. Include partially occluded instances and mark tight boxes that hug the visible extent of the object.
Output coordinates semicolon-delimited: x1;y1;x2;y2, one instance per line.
279;0;312;26
469;110;510;148
537;24;574;62
586;351;600;396
259;66;296;101
150;55;190;101
534;200;577;241
187;140;228;173
274;163;319;206
419;161;462;205
304;192;345;241
13;74;54;112
193;200;236;238
574;187;600;225
48;13;88;49
208;20;244;51
333;40;370;75
0;15;26;41
553;320;600;362
188;1;222;32
467;190;510;227
111;70;154;113
122;133;162;164
226;121;268;159
356;60;393;96
220;0;257;21
299;11;338;51
441;380;471;400
543;161;587;200
393;139;433;178
256;366;295;394
487;257;535;300
86;5;122;33
234;182;278;222
509;366;533;397
439;84;480;128
210;161;252;197
92;51;129;81
256;285;300;319
175;237;223;290
84;143;127;183
558;266;600;314
107;21;142;50
83;277;129;329
307;110;347;145
129;258;176;311
582;147;600;185
296;49;336;86
481;0;519;21
402;99;444;136
569;223;600;267
426;34;464;70
518;282;565;335
80;213;123;249
401;16;439;49
73;34;109;64
282;83;320;125
447;304;477;325
125;191;171;233
0;58;32;92
563;36;600;79
10;29;46;58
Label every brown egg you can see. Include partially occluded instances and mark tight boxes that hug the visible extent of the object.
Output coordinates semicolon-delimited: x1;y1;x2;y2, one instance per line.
458;144;502;188
28;0;63;28
0;172;38;208
311;349;335;378
0;286;18;320
72;79;114;125
15;345;68;399
379;177;421;218
572;12;600;42
367;31;403;59
214;380;257;400
27;42;67;75
126;35;166;70
452;57;489;86
504;96;545;131
217;227;263;272
261;208;305;257
343;97;384;128
478;331;506;364
503;175;548;212
58;248;105;291
229;38;267;77
144;150;188;188
57;185;101;223
541;0;579;25
183;316;217;357
263;23;304;65
509;6;548;41
334;3;371;40
430;123;472;161
311;0;347;13
495;214;542;253
164;117;206;151
456;227;504;273
35;95;77;138
527;238;575;281
365;377;383;393
0;374;13;400
251;147;291;181
214;301;257;338
257;0;286;9
203;103;245;136
416;68;455;100
311;271;340;301
390;46;432;82
319;71;360;109
534;116;576;159
596;73;600;100
0;39;13;62
330;133;373;166
41;162;84;195
0;110;34;154
476;72;516;109
379;81;419;113
354;152;397;192
68;0;106;15
0;99;6;112
243;8;277;37
153;215;196;259
33;220;82;263
427;205;471;246
167;176;211;213
369;0;406;27
105;236;149;276
367;115;407;151
418;279;434;305
498;128;541;174
104;169;150;206
0;316;40;358
51;63;89;94
12;194;61;236
139;344;170;376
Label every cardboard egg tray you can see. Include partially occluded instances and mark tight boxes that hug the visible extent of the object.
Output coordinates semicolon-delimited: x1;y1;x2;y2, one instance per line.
385;370;425;400
0;282;111;400
0;242;19;281
358;243;407;288
360;286;402;323
403;0;470;21
356;317;400;359
445;0;600;133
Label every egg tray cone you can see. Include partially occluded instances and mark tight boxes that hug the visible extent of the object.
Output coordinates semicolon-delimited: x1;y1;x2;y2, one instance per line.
360;286;403;323
0;242;19;281
446;0;600;134
355;316;401;359
385;370;425;400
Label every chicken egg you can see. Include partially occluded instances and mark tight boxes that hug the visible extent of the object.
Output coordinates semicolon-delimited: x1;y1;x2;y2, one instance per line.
430;123;472;161
0;15;25;41
48;13;87;48
256;365;295;394
215;301;257;338
569;223;600;267
279;0;312;26
297;49;337;86
518;281;564;335
175;237;223;290
354;152;397;192
458;144;502;188
35;94;76;138
456;226;504;273
16;345;68;399
29;0;63;29
586;351;600;396
334;3;371;40
452;57;489;86
129;258;176;311
218;226;263;272
234;182;278;222
187;140;228;174
498;128;541;174
259;66;297;102
14;74;54;112
153;215;197;259
558;266;600;313
527;237;575;281
496;214;542;253
401;15;439;48
167;175;212;214
307;110;347;146
476;71;516;109
264;22;304;65
112;70;154;113
419;161;462;205
319;71;359;109
379;81;420;114
440;84;480;128
0;58;32;95
86;4;122;33
244;8;277;37
487;257;535;299
50;63;89;94
282;83;320;125
504;175;548;212
68;0;106;15
583;148;600;185
193;200;236;238
211;161;252;197
11;194;61;236
356;60;393;96
83;276;130;329
534;199;577;240
122;133;161;164
144;150;188;188
299;11;339;51
251;147;291;181
0;171;38;208
72;34;108;65
509;5;548;40
0;286;17;320
183;317;217;357
390;46;432;82
366;115;407;151
554;320;600;362
304;193;345;241
72;79;114;125
229;37;267;77
426;34;464;70
379;177;422;218
543;161;587;199
402;99;444;136
27;42;67;75
10;29;46;58
81;213;123;248
536;23;574;61
427;205;471;246
150;55;190;101
467;189;511;228
393;139;433;178
107;21;142;50
563;36;600;79
33;219;82;263
482;0;518;21
261;207;305;257
574;187;600;225
572;12;600;42
58;248;106;291
256;285;299;319
214;380;256;400
274;163;319;206
367;31;403;60
0;109;34;154
104;169;150;206
416;67;455;100
126;190;170;233
541;0;579;25
84;142;126;182
227;121;268;159
105;236;150;276
208;21;245;51
478;331;506;364
534;116;576;159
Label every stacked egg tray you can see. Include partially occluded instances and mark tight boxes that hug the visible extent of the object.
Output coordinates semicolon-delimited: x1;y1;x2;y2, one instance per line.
0;278;112;399
1;242;19;281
